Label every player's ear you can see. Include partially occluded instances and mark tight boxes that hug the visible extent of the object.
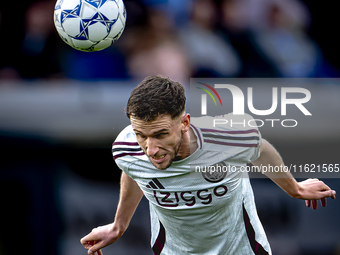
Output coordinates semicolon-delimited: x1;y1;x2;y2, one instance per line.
181;114;190;133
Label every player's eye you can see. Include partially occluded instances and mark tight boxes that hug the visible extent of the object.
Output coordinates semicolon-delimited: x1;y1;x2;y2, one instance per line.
154;133;168;138
136;133;146;139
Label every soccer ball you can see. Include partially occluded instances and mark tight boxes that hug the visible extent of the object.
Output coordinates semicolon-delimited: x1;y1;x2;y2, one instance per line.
54;0;126;52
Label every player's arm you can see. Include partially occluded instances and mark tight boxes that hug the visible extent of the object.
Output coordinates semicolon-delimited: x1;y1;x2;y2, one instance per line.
80;172;144;254
251;139;336;209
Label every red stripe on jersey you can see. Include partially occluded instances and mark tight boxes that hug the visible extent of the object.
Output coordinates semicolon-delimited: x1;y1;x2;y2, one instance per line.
112;141;139;146
243;204;269;255
201;128;259;134
204;139;258;147
152;221;166;255
113;151;145;160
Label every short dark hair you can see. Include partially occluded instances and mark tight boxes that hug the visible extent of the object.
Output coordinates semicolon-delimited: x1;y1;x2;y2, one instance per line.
125;75;186;122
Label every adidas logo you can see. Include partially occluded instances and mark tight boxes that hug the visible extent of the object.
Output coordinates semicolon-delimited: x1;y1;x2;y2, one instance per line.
146;178;165;189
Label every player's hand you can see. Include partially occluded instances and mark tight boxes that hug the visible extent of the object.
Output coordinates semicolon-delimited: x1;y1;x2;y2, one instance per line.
83;241;103;255
297;178;336;210
80;223;124;254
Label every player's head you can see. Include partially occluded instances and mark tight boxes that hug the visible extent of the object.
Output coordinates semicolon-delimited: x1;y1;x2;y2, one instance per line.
125;75;186;122
125;75;189;170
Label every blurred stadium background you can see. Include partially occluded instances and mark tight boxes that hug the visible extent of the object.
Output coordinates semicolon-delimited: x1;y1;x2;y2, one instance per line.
0;0;340;254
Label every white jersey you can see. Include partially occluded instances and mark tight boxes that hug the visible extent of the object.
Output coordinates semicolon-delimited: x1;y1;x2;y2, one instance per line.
113;114;271;255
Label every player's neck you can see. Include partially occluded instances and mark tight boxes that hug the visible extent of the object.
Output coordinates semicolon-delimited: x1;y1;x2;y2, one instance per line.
189;127;199;154
175;127;198;160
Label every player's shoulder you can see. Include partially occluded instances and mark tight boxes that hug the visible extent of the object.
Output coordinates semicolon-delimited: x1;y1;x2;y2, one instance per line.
114;125;137;143
191;113;261;152
112;125;145;161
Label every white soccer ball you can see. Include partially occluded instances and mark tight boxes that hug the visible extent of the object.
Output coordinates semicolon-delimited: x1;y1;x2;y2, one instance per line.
54;0;126;52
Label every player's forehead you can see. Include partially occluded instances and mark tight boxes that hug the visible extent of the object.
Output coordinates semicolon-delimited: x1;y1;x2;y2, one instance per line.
131;114;179;134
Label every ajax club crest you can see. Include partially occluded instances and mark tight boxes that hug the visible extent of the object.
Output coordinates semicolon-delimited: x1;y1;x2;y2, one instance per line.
201;162;228;183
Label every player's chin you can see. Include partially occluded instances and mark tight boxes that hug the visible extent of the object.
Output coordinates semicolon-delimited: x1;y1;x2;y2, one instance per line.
150;154;172;170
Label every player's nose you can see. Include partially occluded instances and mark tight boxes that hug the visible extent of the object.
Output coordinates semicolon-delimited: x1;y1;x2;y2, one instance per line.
146;137;159;156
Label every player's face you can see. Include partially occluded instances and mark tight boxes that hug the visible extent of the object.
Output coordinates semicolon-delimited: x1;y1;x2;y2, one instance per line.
131;114;190;170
